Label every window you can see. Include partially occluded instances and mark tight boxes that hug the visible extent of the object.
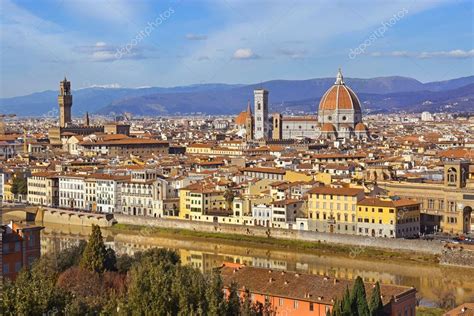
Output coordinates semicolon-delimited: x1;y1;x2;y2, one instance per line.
3;264;9;274
310;302;314;311
279;298;284;306
15;261;22;272
294;300;299;309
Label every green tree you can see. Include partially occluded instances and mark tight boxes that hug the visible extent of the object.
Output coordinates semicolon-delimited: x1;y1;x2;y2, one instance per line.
2;258;69;315
342;286;353;316
352;276;370;316
104;247;117;271
369;282;384;316
224;188;236;210
80;225;108;273
227;281;241;316
10;176;27;196
206;270;227;316
332;298;343;316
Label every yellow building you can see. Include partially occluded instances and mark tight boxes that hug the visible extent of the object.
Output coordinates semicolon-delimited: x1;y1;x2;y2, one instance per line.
307;187;364;234
283;170;313;183
357;197;420;238
179;183;227;220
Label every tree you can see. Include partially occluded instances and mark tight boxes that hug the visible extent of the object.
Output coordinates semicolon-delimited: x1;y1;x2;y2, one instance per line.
224;189;236;210
80;225;108;273
206;270;227;316
369;282;384;316
11;176;27;196
332;298;343;316
227;282;241;316
342;286;353;316
351;276;370;316
104;247;117;271
2;258;69;315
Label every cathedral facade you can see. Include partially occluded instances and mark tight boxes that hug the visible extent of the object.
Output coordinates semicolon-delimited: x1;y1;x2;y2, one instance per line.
238;69;369;141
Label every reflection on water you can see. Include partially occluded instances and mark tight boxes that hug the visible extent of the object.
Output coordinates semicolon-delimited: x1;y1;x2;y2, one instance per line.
40;223;474;307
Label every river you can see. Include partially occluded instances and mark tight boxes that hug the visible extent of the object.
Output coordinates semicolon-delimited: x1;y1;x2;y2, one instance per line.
36;222;474;308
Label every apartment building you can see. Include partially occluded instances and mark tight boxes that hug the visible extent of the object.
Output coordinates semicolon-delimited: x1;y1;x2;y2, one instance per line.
179;183;227;220
357;197;421;238
271;199;304;229
58;175;86;209
307;187;365;234
27;172;59;207
2;222;43;281
121;169;157;216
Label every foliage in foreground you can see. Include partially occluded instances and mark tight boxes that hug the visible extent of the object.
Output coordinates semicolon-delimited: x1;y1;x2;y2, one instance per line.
331;276;384;316
1;225;270;316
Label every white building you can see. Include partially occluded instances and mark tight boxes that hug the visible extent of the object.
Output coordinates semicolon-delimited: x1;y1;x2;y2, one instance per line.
252;204;272;227
421;111;433;121
59;175;86;209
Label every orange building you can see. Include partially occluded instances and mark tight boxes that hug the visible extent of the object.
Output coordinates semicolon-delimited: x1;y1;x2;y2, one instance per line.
220;263;416;316
2;221;43;280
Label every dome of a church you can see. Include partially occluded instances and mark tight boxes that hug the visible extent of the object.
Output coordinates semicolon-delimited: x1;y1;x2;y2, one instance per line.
321;123;337;133
318;69;361;112
355;122;368;131
235;102;252;126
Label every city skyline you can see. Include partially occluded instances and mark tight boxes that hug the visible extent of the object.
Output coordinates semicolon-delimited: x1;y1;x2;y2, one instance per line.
1;0;473;97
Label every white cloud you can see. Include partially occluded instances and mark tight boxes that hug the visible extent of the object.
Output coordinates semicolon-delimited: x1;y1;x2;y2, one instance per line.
277;48;308;59
233;48;259;60
371;49;474;59
74;42;153;62
186;34;208;41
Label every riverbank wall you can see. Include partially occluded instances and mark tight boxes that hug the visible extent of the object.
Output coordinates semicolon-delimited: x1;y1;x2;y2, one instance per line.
37;208;114;227
114;214;444;255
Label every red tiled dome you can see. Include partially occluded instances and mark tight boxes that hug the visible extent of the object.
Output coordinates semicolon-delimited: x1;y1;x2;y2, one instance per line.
321;123;337;132
355;122;368;131
319;69;361;112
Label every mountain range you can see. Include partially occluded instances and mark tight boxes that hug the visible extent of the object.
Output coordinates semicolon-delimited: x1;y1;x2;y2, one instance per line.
1;76;473;116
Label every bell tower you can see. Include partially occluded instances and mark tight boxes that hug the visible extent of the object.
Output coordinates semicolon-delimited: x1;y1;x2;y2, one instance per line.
58;77;72;128
253;89;269;140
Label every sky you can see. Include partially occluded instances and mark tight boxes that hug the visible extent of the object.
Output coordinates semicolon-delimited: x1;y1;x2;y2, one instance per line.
0;0;473;98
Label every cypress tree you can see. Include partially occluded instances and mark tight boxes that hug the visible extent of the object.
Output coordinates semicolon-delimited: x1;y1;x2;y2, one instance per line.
226;282;241;316
80;225;107;273
205;270;227;316
332;298;342;316
342;286;353;316
352;276;370;316
369;282;384;316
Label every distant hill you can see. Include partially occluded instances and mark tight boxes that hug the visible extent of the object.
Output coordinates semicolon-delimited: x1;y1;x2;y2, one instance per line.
1;76;473;116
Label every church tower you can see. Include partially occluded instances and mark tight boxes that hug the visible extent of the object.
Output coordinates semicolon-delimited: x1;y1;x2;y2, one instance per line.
253;89;269;140
245;101;253;141
58;77;72;128
84;112;90;127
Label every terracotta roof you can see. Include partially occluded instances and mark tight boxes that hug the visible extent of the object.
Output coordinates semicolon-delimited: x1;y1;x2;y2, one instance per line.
242;167;286;175
308;186;363;196
220;264;415;306
359;197;420;208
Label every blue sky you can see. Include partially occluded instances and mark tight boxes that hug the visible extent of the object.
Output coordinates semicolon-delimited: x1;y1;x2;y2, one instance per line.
0;0;473;97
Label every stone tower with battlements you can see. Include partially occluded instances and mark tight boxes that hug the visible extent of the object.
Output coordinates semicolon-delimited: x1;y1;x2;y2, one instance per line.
58;77;72;128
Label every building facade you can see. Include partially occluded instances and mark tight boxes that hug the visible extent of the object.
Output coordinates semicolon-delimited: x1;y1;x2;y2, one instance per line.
307;187;364;234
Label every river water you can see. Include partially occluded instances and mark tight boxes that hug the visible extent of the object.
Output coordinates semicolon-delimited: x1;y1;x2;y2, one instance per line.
36;222;474;308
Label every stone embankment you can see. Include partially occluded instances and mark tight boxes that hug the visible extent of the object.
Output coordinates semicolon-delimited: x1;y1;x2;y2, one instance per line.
439;244;474;268
37;208;115;227
114;214;444;255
